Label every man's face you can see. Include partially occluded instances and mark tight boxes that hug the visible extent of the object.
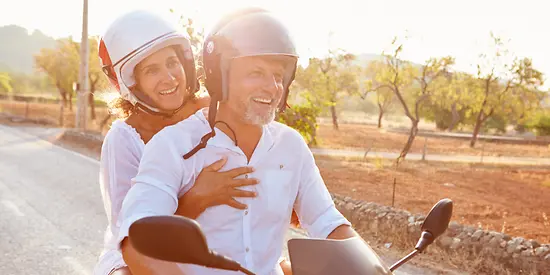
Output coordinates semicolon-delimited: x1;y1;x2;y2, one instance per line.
225;56;288;126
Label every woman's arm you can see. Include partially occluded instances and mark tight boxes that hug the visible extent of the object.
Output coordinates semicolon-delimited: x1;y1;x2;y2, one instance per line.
174;156;258;219
99;127;141;228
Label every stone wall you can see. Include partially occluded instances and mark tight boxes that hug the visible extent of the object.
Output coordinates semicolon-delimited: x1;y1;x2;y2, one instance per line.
331;194;550;274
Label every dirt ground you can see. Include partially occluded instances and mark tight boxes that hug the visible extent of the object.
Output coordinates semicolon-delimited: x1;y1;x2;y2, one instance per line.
316;155;550;243
317;123;550;158
0;100;114;135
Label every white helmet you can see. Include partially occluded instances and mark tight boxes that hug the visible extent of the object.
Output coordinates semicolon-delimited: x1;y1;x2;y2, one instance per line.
98;10;197;116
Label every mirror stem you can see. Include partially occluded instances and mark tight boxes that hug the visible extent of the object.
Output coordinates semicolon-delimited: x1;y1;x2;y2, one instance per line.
415;231;434;252
389;249;419;272
389;231;434;272
238;266;256;275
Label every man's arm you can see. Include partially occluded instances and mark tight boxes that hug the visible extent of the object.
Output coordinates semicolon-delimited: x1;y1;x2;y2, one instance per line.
116;129;193;274
327;224;361;240
292;132;355;239
121;237;184;275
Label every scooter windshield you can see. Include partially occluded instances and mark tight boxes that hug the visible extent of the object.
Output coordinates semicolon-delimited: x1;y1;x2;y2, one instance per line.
287;237;394;275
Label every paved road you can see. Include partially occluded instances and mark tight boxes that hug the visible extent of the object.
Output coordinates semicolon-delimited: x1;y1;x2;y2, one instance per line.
0;124;462;275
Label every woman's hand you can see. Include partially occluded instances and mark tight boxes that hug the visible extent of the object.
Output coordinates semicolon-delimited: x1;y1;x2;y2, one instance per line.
176;156;259;219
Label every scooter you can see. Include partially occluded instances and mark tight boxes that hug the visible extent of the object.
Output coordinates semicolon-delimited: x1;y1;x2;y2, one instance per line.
128;198;453;275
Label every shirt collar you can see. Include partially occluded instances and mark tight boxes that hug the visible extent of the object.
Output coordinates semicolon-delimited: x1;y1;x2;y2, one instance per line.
197;109;276;162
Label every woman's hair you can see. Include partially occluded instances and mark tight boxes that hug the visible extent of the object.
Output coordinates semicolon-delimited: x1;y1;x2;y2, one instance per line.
107;95;136;119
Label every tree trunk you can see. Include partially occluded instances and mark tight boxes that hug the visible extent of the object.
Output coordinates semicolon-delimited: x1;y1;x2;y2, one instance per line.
397;120;419;164
471;79;493;148
330;104;339;130
307;118;317;146
470;100;493;148
447;102;460;132
470;111;484;148
59;90;67;107
88;91;96;120
377;109;384;128
68;92;73;111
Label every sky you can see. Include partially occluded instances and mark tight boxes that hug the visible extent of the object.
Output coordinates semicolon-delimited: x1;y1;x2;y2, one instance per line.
1;0;549;89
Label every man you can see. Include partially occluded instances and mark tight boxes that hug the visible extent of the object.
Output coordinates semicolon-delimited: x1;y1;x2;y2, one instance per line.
117;7;363;275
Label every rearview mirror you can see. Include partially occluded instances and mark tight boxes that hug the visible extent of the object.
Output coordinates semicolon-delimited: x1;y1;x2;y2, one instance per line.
128;215;211;265
421;198;453;239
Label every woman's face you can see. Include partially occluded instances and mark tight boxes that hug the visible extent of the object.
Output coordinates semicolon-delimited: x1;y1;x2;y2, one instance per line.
133;46;187;111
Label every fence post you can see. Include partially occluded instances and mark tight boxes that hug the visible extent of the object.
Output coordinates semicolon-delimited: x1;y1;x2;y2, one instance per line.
25;101;29;118
392;177;396;207
422;137;428;161
363;141;373;161
59;103;64;126
480;141;485;164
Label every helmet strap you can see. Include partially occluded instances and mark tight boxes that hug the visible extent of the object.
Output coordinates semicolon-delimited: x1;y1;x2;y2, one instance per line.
182;98;239;160
133;89;193;119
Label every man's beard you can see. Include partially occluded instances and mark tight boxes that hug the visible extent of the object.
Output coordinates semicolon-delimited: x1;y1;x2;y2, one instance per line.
238;94;280;126
243;105;277;125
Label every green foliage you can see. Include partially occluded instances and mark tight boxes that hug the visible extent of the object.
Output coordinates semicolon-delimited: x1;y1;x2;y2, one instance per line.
482;115;508;134
33;36;109;105
276;95;321;146
170;9;206;83
10;72;54;95
293;49;360;129
420;72;476;131
0;72;12;94
532;115;550;136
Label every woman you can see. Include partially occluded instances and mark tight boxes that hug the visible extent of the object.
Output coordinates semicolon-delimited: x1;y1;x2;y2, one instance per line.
93;10;294;275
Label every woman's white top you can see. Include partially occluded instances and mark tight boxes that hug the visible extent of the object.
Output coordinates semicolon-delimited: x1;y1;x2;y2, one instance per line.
93;120;144;275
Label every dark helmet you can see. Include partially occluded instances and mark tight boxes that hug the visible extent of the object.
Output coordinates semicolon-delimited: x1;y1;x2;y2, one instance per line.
183;7;299;159
202;7;299;125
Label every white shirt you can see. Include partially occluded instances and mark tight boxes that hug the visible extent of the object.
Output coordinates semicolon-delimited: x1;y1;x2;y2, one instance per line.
117;108;351;275
93;120;144;275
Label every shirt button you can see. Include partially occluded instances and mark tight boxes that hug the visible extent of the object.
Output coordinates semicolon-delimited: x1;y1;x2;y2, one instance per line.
246;247;250;252
245;174;248;179
244;210;248;215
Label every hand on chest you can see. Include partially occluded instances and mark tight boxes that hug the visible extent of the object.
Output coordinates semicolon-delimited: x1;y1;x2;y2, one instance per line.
198;150;298;225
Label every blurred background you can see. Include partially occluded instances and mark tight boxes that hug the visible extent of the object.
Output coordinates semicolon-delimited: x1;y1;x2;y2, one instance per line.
1;1;549;274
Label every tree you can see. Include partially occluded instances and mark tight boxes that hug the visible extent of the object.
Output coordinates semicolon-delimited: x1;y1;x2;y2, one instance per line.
0;72;12;95
362;60;394;128
294;50;359;130
370;37;453;163
34;36;109;119
420;72;475;131
34;39;78;109
470;33;545;147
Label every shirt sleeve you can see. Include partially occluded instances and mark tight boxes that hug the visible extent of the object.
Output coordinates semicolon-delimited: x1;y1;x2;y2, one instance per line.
115;127;195;248
293;135;351;239
99;126;140;232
